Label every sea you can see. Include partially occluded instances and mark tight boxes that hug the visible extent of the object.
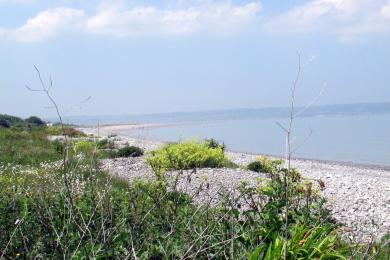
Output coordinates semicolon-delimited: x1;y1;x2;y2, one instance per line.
114;113;390;166
64;103;390;166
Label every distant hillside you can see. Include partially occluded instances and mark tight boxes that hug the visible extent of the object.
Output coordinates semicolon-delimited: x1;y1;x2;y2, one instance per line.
61;102;390;126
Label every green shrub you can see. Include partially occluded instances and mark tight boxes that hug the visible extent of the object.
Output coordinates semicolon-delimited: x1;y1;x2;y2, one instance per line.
25;116;45;127
97;138;115;149
247;156;284;173
74;140;96;155
0;162;348;259
115;146;144;158
0;114;47;130
0;114;24;126
45;126;86;137
0;119;10;128
0;127;383;259
205;138;225;151
53;140;64;155
350;234;390;259
147;140;228;174
371;234;390;260
0;128;62;165
250;224;347;260
10;122;28;131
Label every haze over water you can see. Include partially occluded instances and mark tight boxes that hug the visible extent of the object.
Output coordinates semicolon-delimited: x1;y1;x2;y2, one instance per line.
119;113;390;166
1;1;389;167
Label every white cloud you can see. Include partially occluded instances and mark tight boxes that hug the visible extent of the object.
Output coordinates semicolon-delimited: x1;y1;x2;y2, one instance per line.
382;1;390;18
264;0;390;37
1;0;390;42
0;1;261;41
2;7;84;42
85;1;262;37
0;28;6;38
362;1;390;32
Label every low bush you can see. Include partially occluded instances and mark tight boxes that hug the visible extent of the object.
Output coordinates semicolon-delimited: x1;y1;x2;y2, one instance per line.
349;234;390;259
0;114;46;130
45;126;86;137
74;140;97;155
52;140;64;155
0;126;385;259
0;119;10;128
250;224;347;259
0;151;348;259
370;235;390;259
247;156;284;173
204;138;225;151
0;128;62;165
25;116;45;127
147;140;230;174
0;114;24;126
97;138;115;149
115;146;144;158
10;122;29;131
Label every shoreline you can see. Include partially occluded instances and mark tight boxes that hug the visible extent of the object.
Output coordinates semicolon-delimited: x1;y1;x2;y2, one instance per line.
80;123;390;171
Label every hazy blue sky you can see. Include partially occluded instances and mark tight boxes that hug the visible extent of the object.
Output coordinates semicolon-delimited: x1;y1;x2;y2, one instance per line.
1;0;389;118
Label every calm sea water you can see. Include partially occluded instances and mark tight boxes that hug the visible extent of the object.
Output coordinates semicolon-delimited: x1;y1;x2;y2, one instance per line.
119;114;390;166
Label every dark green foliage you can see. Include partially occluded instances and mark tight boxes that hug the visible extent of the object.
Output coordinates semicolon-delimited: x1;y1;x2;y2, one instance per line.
115;145;144;157
0;119;10;128
0;114;24;126
205;138;225;151
247;161;265;172
53;140;64;155
97;138;109;148
0;114;46;130
97;138;115;149
25;116;46;127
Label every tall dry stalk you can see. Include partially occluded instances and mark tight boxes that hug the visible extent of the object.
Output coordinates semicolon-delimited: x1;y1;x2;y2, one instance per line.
276;51;323;259
25;66;109;258
25;66;71;187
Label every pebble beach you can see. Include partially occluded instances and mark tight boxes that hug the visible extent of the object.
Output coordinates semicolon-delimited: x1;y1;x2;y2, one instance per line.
80;125;390;243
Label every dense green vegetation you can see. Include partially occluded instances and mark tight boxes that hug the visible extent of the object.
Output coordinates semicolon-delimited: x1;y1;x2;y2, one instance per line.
45;125;86;137
0;114;46;129
147;140;236;175
25;116;46;127
116;145;144;157
0;128;62;165
0;114;25;126
0;122;388;259
204;138;226;151
247;156;285;174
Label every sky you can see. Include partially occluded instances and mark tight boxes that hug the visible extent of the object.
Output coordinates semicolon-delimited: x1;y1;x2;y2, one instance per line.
0;0;389;118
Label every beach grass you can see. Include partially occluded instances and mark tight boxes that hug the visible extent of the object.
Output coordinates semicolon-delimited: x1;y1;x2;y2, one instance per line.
0;124;389;259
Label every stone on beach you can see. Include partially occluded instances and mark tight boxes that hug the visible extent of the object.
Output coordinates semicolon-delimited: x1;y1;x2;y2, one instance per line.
82;126;390;242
